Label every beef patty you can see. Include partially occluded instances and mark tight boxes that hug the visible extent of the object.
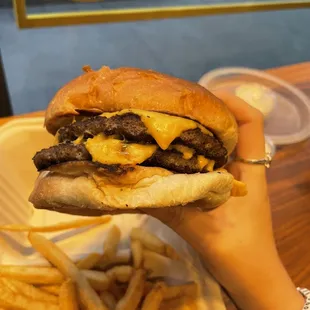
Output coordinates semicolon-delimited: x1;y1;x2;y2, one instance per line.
57;114;227;159
33;143;226;174
144;149;226;174
33;143;91;171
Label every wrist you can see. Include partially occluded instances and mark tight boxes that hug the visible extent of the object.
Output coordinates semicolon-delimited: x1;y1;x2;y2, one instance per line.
206;248;304;310
150;208;304;310
163;209;303;310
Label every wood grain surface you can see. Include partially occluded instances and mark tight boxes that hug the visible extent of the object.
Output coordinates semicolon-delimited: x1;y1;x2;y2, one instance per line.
1;62;310;307
266;63;310;289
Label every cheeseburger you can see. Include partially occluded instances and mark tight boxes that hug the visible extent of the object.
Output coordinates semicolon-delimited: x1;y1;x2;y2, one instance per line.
29;66;246;215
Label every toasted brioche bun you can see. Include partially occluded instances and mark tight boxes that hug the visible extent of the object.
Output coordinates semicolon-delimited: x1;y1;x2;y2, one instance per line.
29;162;242;216
45;66;238;154
30;67;244;215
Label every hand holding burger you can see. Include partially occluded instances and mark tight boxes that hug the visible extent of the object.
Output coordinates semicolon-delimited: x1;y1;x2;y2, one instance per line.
29;66;246;215
28;67;305;310
146;92;304;310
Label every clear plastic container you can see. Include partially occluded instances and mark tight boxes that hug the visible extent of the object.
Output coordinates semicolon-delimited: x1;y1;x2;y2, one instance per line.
199;67;310;145
0;118;221;309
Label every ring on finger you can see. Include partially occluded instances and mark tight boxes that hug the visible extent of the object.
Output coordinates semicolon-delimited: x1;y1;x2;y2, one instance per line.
234;154;272;168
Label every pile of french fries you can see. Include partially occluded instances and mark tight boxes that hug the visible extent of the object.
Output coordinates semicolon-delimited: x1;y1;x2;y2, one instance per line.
0;217;202;310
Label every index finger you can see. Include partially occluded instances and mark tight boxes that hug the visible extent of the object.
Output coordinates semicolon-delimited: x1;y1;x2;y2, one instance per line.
214;90;265;160
214;90;267;187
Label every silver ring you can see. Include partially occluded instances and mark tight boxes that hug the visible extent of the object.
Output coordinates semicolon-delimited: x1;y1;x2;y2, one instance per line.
235;154;272;168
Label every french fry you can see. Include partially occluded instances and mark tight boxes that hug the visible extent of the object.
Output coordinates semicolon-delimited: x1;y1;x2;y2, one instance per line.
59;279;79;310
131;240;143;268
141;282;166;310
1;277;58;304
0;222;202;310
0;266;64;284
108;282;125;301
115;269;146;310
95;250;131;271
100;291;117;310
40;285;61;295
76;253;102;269
106;266;133;283
203;269;226;310
0;216;111;232
164;283;199;300
130;228;165;255
165;245;180;260
102;226;121;261
81;270;110;291
231;179;248;197
159;296;199;310
0;265;109;289
28;232;108;310
143;250;191;281
143;281;154;296
0;278;58;310
131;228;180;261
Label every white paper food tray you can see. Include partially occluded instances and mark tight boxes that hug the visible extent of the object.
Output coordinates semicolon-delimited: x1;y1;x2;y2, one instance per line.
0;117;226;309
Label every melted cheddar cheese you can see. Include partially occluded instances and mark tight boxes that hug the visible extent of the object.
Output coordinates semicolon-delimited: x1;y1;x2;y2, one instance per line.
100;109;213;150
73;136;84;145
207;159;215;171
85;134;157;165
169;145;195;160
197;156;215;172
139;111;196;150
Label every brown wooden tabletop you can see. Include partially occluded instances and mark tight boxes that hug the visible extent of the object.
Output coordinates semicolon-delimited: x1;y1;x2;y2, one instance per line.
1;62;310;301
265;63;310;289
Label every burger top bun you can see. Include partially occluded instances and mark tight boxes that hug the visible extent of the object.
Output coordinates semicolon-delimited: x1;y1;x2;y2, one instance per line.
45;66;238;154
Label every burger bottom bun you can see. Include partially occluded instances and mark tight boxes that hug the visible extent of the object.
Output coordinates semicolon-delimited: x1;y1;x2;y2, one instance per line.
29;162;237;216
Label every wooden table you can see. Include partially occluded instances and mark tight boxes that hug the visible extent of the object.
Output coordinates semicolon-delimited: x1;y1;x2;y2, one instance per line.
265;63;310;289
1;62;310;295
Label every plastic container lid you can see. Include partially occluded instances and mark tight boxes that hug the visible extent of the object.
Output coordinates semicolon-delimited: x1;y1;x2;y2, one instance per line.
199;67;310;145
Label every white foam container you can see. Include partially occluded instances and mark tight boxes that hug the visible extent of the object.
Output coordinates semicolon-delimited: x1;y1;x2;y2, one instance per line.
0;117;128;263
0;118;225;309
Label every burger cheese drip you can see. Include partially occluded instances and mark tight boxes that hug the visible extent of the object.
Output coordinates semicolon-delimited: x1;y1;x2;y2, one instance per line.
101;109;213;150
169;145;194;160
33;109;227;174
85;134;157;165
